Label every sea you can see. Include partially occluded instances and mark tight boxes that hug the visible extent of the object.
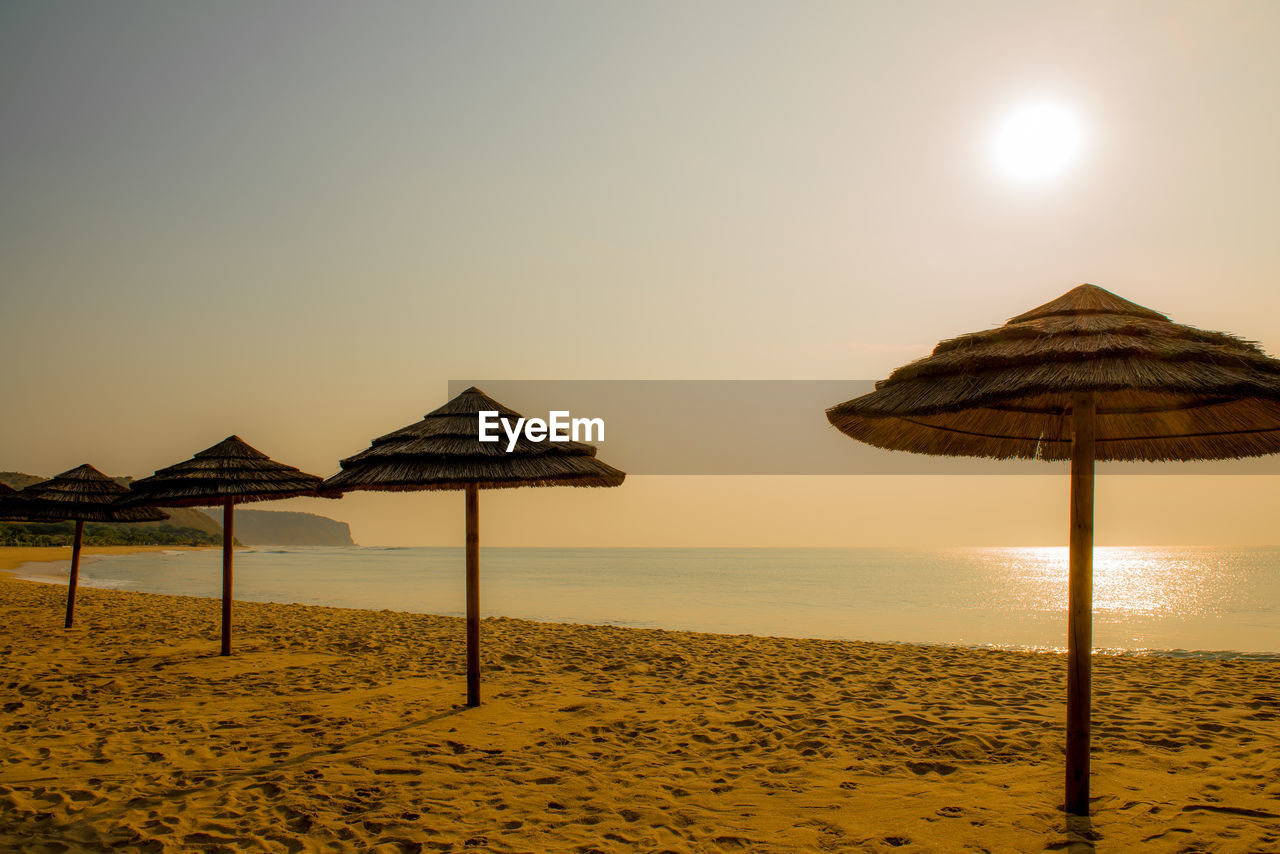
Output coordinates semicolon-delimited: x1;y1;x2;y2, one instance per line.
12;546;1280;659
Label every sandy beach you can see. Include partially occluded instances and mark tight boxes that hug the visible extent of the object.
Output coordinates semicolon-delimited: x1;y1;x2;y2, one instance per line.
0;573;1277;853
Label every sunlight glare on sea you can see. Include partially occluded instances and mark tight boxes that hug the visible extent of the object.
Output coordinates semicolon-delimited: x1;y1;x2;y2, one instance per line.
16;545;1279;658
982;546;1250;617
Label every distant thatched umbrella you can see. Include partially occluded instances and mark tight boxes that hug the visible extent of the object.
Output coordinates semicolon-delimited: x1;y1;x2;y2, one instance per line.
126;436;329;655
0;481;30;521
17;465;167;628
324;386;625;707
826;283;1280;815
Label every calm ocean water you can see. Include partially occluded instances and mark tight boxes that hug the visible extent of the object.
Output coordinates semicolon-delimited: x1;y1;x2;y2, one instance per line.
14;546;1280;658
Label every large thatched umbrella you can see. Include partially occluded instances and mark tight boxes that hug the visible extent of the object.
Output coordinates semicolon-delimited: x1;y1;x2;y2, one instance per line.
324;386;625;707
826;283;1280;815
17;465;168;628
126;436;328;656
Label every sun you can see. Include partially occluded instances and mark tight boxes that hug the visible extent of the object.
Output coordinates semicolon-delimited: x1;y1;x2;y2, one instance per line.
990;101;1085;183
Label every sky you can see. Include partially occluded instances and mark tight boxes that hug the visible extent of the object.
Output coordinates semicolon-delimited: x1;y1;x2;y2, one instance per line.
2;1;1278;547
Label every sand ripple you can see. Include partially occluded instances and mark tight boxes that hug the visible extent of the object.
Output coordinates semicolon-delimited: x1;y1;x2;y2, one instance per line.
1;578;1277;852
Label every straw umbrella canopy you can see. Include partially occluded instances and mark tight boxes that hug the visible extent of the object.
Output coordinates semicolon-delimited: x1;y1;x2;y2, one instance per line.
0;481;31;521
17;465;168;628
826;283;1280;815
324;386;625;707
125;436;328;656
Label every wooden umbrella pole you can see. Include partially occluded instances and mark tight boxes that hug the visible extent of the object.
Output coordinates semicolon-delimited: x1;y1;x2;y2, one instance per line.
1066;393;1096;815
64;519;84;629
465;484;480;707
222;498;234;656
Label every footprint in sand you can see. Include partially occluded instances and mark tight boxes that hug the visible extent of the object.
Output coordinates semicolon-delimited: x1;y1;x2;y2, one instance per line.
906;760;957;776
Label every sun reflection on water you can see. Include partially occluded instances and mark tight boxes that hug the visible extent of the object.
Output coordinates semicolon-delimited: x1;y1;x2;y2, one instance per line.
30;545;1279;656
974;546;1245;618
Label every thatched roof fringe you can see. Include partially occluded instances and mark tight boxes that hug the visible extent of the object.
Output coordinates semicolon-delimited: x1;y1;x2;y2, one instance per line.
0;481;32;521
903;333;1280;385
325;386;625;492
324;455;625;490
837;413;1280;462
828;283;1280;462
17;464;169;523
128;436;328;508
932;315;1257;354
856;357;1280;414
340;434;604;466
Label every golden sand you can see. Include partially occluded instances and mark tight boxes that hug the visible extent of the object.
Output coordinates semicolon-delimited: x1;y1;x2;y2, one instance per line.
0;577;1277;853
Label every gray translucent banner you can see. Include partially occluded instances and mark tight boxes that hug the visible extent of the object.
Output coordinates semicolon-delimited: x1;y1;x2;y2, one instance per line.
448;380;1280;475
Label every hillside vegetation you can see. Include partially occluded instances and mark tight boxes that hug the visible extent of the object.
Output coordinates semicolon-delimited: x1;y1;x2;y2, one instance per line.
0;471;221;546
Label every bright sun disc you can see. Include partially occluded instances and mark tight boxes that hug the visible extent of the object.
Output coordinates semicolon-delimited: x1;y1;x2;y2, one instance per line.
991;102;1084;182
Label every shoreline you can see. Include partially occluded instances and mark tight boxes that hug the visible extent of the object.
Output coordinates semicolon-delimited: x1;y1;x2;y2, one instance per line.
2;576;1277;851
9;569;1280;662
0;544;215;575
5;551;1278;661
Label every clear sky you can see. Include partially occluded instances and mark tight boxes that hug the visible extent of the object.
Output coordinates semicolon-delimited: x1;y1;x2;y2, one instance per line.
2;1;1278;546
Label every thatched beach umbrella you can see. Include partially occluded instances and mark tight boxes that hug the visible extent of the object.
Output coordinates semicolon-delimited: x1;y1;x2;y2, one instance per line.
17;465;168;628
0;481;29;521
126;436;328;656
826;283;1280;815
324;386;625;707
